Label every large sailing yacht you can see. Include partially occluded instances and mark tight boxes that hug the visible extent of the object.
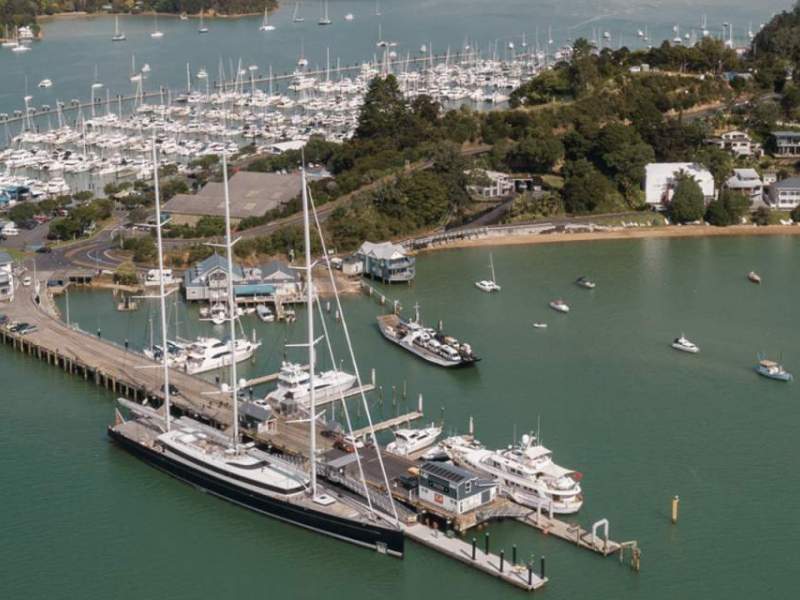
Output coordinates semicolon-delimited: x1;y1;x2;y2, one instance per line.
443;432;584;514
109;151;403;556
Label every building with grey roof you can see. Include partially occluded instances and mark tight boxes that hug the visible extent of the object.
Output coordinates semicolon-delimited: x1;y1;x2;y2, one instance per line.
768;176;800;210
356;241;415;283
164;171;301;226
418;462;497;516
771;131;800;157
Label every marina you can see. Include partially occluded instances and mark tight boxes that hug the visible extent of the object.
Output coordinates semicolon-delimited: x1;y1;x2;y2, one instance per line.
2;3;800;599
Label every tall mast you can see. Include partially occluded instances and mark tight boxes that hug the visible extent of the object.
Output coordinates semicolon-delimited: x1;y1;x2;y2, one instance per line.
222;152;240;450
152;138;171;432
302;167;317;498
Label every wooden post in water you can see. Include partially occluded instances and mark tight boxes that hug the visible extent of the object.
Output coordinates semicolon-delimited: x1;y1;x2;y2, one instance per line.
671;495;680;524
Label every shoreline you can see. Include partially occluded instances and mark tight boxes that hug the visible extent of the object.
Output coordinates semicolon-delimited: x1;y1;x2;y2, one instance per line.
36;10;269;23
417;224;800;253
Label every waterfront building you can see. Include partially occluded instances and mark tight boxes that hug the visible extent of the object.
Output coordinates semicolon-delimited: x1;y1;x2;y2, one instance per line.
418;462;496;516
771;131;800;157
468;170;515;199
0;251;13;302
645;163;716;208
724;168;764;205
356;241;415;283
768;176;800;209
183;253;245;302
163;171;301;226
706;130;763;157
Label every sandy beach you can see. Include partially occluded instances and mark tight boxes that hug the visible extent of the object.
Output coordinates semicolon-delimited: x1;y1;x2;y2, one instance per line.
419;223;800;253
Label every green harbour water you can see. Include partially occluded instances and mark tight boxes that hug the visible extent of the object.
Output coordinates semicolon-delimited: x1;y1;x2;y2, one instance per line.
2;235;799;598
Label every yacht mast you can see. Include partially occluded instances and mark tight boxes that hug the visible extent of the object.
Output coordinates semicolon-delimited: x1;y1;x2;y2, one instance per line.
152;138;172;432
222;152;240;450
301;167;318;497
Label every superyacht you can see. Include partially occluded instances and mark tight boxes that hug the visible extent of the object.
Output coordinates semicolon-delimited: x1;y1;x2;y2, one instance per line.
443;433;584;514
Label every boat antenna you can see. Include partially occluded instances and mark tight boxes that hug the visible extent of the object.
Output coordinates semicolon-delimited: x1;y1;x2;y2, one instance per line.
222;150;241;451
152;134;171;432
536;414;541;444
300;157;319;499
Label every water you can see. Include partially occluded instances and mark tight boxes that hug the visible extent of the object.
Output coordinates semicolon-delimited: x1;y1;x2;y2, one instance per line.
2;235;798;598
0;0;789;118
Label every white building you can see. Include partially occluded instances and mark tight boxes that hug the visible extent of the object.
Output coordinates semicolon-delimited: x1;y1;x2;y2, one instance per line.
724;168;763;204
0;251;14;302
467;170;514;199
706;130;763;157
645;163;716;208
768;177;800;210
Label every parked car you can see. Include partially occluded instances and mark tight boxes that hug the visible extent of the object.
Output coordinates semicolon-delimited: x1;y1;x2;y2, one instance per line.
160;383;181;397
12;322;38;335
21;276;32;286
36;245;53;254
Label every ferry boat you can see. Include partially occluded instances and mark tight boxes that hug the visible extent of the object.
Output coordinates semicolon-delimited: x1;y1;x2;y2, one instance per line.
376;308;479;368
672;334;699;354
443;433;584;514
385;424;442;457
755;358;793;382
265;361;356;408
184;336;261;374
549;299;570;313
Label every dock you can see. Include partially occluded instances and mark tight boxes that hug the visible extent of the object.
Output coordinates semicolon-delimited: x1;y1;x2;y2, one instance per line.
404;523;546;591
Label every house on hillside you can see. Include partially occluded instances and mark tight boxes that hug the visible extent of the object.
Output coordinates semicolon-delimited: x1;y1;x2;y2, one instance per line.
768;177;800;210
706;130;763;157
724;168;764;205
356;241;415;283
771;131;800;157
645;163;716;209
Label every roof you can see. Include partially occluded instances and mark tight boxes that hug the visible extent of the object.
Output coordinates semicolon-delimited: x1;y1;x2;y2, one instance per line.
163;171;301;219
772;176;800;189
260;260;299;283
357;241;408;261
772;131;800;138
234;283;275;296
733;168;760;179
420;461;477;485
184;253;243;284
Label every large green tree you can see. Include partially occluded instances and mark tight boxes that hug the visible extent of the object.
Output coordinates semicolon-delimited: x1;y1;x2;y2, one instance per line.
668;173;706;223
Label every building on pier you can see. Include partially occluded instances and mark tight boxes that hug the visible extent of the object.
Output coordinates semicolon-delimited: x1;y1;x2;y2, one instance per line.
356;241;415;283
418;462;496;516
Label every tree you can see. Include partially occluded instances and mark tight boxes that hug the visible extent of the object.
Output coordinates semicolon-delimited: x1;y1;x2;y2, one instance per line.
508;134;564;173
694;146;733;189
591;123;655;200
562;159;619;213
791;204;800;222
355;75;410;142
752;206;771;226
704;198;732;226
568;38;600;97
668;173;706;223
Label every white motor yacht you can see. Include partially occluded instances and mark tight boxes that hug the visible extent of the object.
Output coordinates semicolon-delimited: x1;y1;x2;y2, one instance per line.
185;336;261;374
265;361;356;407
256;304;275;322
386;424;442;457
549;299;570;313
443;433;583;514
672;334;699;354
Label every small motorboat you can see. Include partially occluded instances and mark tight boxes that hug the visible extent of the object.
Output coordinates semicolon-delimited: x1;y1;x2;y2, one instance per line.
575;276;596;289
747;271;761;284
532;322;548;329
256;304;275;323
549;299;570;313
755;358;793;382
38;79;53;89
475;280;501;292
672;334;699;354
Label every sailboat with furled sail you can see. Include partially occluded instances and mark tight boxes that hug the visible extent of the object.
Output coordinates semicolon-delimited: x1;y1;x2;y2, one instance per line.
109;153;403;556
